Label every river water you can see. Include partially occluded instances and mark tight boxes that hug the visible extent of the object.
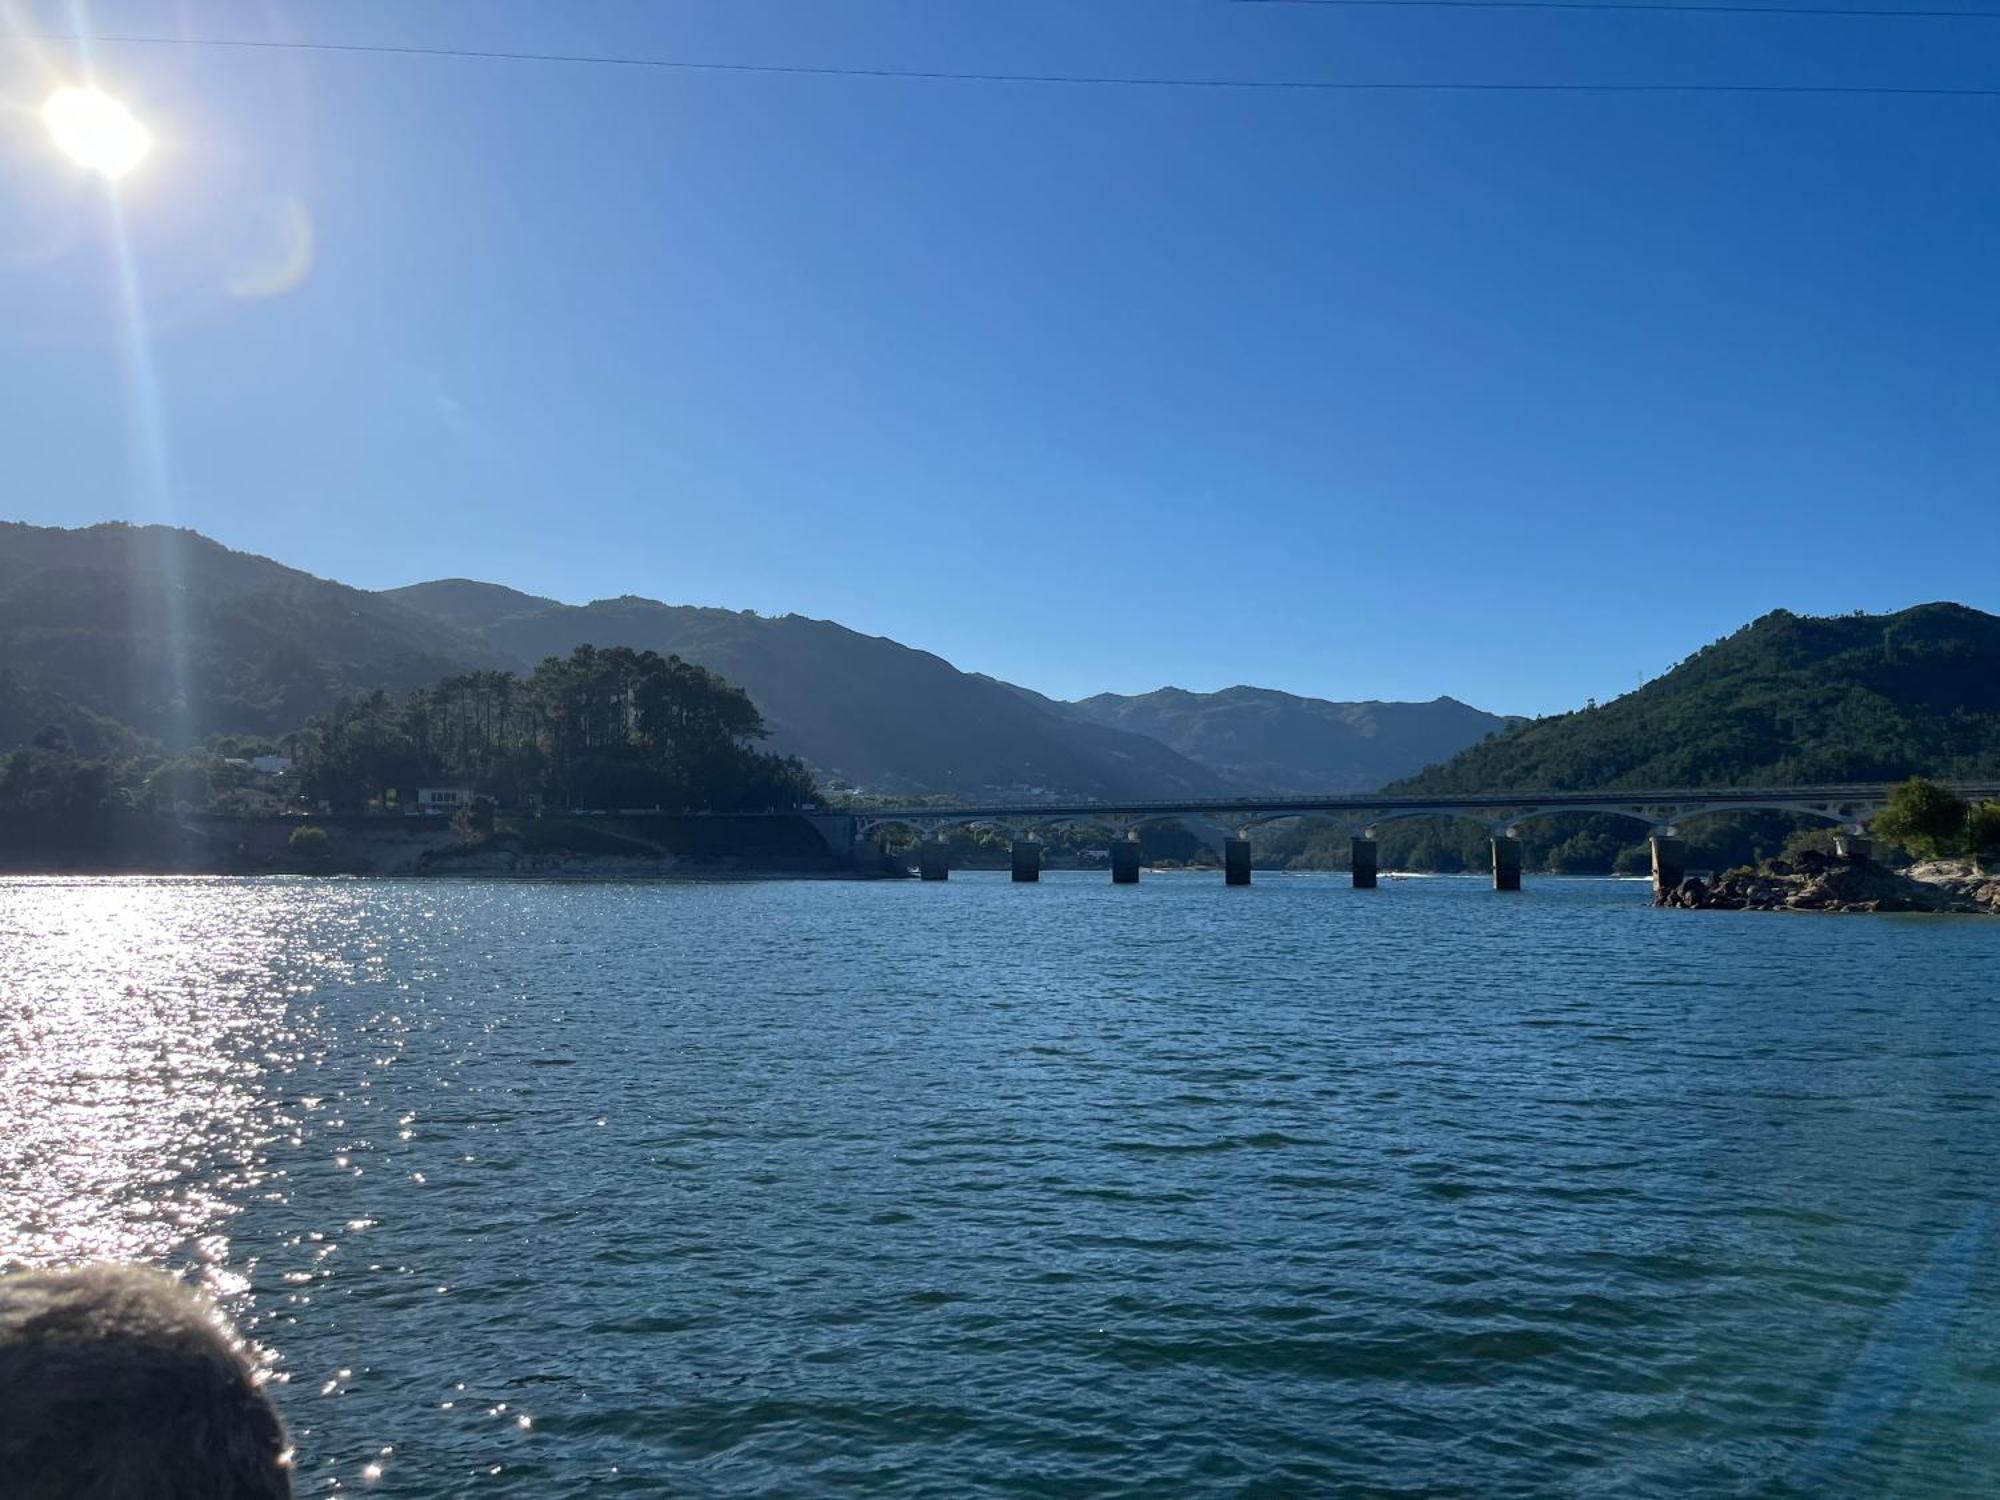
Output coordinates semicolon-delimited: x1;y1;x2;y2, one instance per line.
3;873;1999;1497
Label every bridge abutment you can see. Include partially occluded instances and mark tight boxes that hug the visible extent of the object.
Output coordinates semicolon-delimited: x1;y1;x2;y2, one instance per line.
918;840;951;882
1491;836;1523;892
1011;839;1042;882
1649;835;1686;896
1837;833;1873;863
1351;836;1378;889
1111;838;1142;884
1224;837;1253;886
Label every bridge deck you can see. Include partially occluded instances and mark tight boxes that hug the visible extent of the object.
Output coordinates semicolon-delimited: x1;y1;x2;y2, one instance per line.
841;782;2000;825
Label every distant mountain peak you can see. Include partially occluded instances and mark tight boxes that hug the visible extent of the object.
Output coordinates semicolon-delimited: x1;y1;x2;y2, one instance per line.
1063;685;1514;795
381;578;561;632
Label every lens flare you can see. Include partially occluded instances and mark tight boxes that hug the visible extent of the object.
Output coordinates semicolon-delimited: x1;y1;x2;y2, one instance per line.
43;86;152;180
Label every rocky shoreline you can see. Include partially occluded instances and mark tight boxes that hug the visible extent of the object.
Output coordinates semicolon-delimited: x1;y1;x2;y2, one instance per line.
1657;849;2000;915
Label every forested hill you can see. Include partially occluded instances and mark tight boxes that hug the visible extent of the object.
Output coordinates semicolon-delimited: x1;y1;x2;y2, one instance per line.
0;522;489;751
388;585;1231;800
1393;604;2000;794
1061;686;1514;794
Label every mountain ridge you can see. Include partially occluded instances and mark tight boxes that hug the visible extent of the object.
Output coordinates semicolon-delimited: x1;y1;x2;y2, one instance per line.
8;526;1996;813
378;578;559;634
1390;603;2000;794
431;587;1234;799
0;521;495;751
1057;684;1518;794
0;525;1237;798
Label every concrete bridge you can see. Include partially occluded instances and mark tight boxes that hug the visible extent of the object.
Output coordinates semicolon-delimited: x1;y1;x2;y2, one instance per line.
807;782;2000;892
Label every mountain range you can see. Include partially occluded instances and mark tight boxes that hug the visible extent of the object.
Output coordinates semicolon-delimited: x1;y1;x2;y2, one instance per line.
1060;687;1518;795
15;523;1993;804
0;523;1510;797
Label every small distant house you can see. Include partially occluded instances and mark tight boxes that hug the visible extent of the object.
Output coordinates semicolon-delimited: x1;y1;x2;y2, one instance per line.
387;786;478;817
248;755;293;778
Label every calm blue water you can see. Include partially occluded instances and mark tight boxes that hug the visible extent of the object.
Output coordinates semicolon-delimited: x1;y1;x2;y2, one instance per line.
4;873;2000;1497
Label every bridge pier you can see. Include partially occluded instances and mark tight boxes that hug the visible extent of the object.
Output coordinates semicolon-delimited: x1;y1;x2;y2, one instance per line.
1111;838;1142;884
1649;835;1686;896
848;786;1967;892
1837;832;1873;864
1351;836;1378;889
1011;839;1042;883
1224;836;1253;886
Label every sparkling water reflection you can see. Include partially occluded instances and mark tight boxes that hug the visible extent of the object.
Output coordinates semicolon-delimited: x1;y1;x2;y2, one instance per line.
3;873;1999;1496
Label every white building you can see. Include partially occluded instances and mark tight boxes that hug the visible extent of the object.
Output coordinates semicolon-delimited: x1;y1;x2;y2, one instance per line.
413;787;477;815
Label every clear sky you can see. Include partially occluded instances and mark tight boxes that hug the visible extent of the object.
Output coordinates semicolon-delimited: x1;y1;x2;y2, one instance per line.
3;0;1997;716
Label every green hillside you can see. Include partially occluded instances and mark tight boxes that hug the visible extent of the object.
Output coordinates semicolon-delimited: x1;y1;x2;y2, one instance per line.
1395;604;2000;795
1271;602;2000;876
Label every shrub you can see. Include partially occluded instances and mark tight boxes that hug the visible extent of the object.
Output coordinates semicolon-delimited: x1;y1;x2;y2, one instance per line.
1968;802;2000;862
454;795;497;839
288;824;330;862
1780;827;1842;863
1872;776;1968;861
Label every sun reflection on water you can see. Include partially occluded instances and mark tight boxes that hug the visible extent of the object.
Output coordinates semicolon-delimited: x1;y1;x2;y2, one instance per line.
0;880;303;1293
7;874;1998;1495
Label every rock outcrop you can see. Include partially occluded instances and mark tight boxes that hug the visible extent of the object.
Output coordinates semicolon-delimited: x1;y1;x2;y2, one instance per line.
1657;849;2000;915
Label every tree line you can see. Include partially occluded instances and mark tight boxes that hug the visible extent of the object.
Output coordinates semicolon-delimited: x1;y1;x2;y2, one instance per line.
1873;777;2000;862
293;646;819;814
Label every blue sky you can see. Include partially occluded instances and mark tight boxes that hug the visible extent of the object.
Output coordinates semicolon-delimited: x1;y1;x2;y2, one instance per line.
2;0;1996;716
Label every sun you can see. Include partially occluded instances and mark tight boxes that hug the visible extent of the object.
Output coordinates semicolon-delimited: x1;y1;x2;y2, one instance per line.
43;86;152;180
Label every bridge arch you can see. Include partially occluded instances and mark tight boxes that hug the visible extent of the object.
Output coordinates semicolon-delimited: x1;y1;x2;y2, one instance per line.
854;816;943;843
1236;810;1352;834
1360;806;1522;837
1483;806;1661;836
845;782;1946;851
1356;802;1874;838
933;815;1017;836
1663;802;1870;833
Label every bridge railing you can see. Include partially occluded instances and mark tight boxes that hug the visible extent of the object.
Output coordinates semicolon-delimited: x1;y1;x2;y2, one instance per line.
839;782;2000;824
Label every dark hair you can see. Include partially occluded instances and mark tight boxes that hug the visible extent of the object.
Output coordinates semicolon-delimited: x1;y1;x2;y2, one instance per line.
0;1264;293;1499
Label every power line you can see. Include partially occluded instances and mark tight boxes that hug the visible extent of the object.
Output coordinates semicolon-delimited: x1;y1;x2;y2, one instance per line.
1237;0;2000;16
15;27;2000;96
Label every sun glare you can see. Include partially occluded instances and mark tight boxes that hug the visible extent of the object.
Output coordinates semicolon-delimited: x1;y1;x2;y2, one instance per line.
43;86;152;180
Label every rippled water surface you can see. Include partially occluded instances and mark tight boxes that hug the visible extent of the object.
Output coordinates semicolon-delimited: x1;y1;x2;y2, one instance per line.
5;873;2000;1496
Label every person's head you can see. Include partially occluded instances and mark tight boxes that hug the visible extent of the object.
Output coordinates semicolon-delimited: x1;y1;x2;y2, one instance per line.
0;1264;292;1499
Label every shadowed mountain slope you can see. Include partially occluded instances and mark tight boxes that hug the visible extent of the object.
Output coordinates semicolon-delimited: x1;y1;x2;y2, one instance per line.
1061;686;1515;794
0;523;489;749
393;591;1232;799
379;578;558;633
0;524;1232;797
